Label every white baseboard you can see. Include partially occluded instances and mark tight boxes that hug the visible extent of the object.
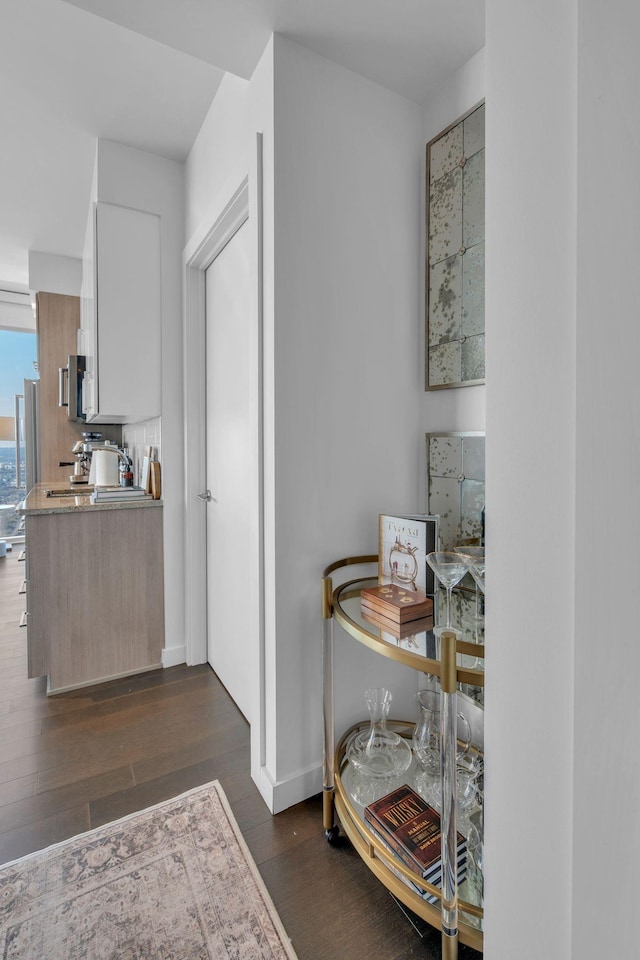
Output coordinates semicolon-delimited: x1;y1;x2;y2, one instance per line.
47;662;162;695
253;761;323;815
161;644;186;668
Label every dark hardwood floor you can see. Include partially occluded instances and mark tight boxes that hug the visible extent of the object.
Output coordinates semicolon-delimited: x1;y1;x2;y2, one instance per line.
0;546;480;959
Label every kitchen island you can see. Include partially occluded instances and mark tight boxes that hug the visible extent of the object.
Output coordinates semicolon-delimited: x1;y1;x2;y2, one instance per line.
21;484;164;694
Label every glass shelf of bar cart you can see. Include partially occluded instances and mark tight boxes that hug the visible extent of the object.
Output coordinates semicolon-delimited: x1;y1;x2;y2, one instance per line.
321;557;485;958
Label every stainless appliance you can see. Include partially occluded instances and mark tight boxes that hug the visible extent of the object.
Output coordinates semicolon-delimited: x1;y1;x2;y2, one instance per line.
58;355;86;422
21;379;40;493
70;434;132;485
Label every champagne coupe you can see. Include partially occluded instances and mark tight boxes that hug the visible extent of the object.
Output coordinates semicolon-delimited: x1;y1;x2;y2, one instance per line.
426;551;471;637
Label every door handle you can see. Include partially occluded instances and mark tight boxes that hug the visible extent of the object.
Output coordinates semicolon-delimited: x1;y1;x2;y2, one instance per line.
197;490;216;502
59;366;69;407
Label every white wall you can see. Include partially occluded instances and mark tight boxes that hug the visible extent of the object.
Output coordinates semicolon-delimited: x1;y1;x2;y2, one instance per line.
185;72;251;245
28;252;82;297
486;6;640;955
270;36;426;804
94;140;186;666
573;2;639;956
485;2;577;957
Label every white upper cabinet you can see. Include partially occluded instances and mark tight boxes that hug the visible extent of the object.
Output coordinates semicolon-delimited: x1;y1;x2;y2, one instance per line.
80;200;161;423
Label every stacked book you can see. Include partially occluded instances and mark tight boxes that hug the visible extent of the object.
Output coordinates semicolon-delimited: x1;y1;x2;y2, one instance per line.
364;784;467;904
90;485;151;504
361;608;433;640
360;584;433;633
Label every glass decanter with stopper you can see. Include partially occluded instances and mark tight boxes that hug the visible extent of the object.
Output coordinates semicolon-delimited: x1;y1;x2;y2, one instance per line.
346;687;412;778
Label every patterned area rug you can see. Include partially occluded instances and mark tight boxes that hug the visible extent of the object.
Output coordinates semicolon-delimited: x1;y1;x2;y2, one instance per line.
0;780;298;959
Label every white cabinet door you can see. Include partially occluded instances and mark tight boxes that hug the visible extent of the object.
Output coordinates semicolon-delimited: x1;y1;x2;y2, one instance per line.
82;201;162;423
79;203;96;415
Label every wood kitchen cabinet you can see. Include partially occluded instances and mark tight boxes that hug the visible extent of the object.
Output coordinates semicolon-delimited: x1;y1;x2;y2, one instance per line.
80;200;162;423
36;293;88;484
35;292;121;484
24;489;164;693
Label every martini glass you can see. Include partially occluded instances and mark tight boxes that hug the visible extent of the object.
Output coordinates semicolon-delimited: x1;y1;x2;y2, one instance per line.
426;551;471;638
454;545;485;630
468;554;485;596
455;546;486;671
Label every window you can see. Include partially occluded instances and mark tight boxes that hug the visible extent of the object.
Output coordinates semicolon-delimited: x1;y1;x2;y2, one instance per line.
0;330;37;539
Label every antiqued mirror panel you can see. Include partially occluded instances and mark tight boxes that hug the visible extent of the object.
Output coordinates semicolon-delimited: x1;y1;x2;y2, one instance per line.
426;102;485;390
426;432;485;697
427;432;485;551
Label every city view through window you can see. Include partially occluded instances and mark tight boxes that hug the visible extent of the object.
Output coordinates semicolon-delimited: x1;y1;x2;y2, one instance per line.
0;329;37;539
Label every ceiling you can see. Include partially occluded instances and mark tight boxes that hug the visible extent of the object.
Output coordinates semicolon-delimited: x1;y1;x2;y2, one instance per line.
0;0;484;296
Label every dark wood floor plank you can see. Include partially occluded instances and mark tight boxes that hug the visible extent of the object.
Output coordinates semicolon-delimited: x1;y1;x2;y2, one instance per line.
0;764;134;835
40;667;234;734
0;717;42;746
0;732;43;765
0;677;47;703
0;773;37;808
0;751;47;785
257;832;428;960
0;696;93;730
89;749;255;829
238;794;323;863
0;658;29;680
26;692;247;792
0;641;25;661
0;803;91;865
131;721;249;785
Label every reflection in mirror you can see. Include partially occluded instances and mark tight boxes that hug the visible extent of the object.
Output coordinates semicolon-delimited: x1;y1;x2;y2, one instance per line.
426;432;485;703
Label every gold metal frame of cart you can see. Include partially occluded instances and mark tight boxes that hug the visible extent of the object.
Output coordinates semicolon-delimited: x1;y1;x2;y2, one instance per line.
322;556;485;959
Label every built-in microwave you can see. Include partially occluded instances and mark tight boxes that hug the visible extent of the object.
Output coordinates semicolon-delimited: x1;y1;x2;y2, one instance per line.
59;355;86;422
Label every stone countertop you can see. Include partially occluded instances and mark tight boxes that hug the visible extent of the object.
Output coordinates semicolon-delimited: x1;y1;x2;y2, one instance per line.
22;483;163;516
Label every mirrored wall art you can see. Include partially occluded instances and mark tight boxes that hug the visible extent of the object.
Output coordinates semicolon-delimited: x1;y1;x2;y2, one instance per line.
426;101;485;390
426;432;485;683
426;432;485;551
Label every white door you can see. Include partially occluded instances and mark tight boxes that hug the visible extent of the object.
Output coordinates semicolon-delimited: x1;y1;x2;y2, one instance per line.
205;218;257;722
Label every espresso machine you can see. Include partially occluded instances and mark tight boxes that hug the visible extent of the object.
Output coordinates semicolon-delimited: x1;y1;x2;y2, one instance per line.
63;432;132;486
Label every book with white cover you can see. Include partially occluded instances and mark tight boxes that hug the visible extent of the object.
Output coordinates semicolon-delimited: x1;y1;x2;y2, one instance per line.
378;514;439;596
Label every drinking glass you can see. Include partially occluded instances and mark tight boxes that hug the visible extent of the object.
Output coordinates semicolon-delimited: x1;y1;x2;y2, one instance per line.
426;551;471;637
413;690;472;773
413;688;440;775
466;821;484;906
467;553;485;604
454;545;485;627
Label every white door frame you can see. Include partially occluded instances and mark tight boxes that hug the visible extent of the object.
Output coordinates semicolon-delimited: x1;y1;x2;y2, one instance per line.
183;178;250;668
183;168;265;743
183;141;268;805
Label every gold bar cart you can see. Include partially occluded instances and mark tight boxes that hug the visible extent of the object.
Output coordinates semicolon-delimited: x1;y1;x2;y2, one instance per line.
322;557;485;958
